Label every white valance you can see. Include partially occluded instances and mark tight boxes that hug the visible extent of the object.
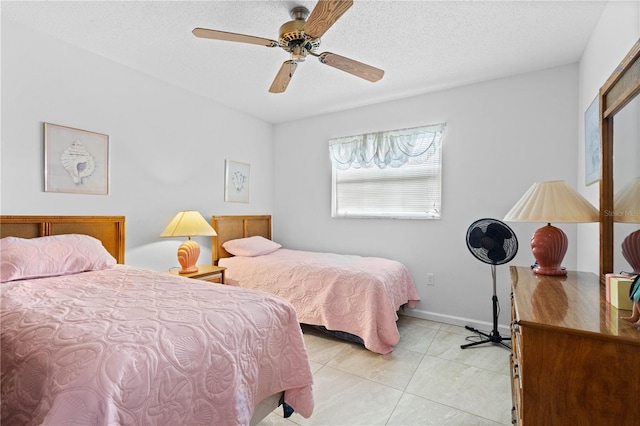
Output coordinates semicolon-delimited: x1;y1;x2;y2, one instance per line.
329;123;445;170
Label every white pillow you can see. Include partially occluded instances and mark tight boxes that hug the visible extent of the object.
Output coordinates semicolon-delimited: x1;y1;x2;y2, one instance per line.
222;236;281;257
1;234;117;282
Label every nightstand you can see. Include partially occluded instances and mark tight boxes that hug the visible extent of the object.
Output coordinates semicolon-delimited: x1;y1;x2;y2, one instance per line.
167;264;226;284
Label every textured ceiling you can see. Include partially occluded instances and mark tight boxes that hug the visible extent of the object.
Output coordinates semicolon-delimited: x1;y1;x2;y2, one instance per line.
2;0;608;124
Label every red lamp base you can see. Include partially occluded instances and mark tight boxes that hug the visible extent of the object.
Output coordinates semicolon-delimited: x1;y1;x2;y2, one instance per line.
622;229;640;274
177;240;200;274
531;224;568;276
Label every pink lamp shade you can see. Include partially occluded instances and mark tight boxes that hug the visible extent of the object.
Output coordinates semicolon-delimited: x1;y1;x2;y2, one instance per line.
160;211;216;274
504;181;599;276
614;177;640;274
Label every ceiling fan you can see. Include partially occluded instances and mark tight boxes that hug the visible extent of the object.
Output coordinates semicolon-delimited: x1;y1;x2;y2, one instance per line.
192;0;384;93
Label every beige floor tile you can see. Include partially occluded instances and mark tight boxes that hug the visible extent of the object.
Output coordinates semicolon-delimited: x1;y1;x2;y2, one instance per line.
426;330;511;375
387;393;505;425
441;323;511;340
405;355;512;424
255;411;298;426
269;318;513;426
308;360;324;374
395;316;441;354
288;365;403;425
438;323;471;336
301;325;351;365
326;343;424;390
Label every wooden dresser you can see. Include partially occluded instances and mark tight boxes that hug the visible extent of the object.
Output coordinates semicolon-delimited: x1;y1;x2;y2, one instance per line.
510;266;640;425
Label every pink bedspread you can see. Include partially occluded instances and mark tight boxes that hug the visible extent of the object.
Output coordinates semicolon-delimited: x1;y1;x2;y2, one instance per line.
219;249;420;354
1;265;314;425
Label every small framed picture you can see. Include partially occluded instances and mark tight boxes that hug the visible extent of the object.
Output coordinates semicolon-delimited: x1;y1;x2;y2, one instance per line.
224;159;250;203
44;123;109;195
584;96;600;186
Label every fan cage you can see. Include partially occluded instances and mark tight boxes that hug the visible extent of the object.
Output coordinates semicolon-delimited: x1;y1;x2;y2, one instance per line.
466;218;518;265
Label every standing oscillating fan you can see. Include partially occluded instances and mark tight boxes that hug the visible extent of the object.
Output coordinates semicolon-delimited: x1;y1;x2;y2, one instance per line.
462;218;518;350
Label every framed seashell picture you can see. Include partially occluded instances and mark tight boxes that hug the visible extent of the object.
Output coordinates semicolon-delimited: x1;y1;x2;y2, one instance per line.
44;123;109;195
224;159;250;203
584;95;600;186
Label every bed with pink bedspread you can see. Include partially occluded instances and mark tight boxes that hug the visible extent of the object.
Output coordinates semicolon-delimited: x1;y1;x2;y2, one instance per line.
0;223;314;426
212;217;420;355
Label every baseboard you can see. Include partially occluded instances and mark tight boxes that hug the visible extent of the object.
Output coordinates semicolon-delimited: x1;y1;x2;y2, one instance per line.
401;308;511;335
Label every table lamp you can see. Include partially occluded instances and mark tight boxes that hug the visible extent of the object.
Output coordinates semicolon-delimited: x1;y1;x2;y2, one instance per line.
614;177;640;274
160;211;216;274
504;180;599;276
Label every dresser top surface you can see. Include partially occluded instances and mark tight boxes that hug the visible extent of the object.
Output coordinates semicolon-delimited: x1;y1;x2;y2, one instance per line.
510;266;640;343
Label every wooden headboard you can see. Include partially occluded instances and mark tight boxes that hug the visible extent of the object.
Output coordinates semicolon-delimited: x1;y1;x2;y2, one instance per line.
211;215;271;264
0;215;126;264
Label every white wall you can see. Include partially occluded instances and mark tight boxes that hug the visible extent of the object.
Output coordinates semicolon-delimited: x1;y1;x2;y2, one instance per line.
3;2;638;332
1;18;275;270
273;64;580;329
272;0;640;331
576;1;640;274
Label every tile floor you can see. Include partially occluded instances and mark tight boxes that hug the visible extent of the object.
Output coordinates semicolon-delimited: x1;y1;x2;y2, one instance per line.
258;315;513;425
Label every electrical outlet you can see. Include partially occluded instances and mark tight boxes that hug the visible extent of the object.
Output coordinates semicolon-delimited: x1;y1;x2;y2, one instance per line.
426;273;435;286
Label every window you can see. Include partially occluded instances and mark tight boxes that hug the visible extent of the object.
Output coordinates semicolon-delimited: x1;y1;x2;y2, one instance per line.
329;123;444;219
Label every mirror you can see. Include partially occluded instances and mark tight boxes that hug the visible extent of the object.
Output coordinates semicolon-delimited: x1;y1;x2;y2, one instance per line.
613;96;639;275
599;39;640;280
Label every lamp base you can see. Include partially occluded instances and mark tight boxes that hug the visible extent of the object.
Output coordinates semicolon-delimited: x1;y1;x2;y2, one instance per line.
177;240;200;274
622;229;640;274
531;224;568;276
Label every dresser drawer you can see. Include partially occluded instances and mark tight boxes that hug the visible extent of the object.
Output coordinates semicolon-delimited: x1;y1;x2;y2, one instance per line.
510;292;522;425
510;352;522;425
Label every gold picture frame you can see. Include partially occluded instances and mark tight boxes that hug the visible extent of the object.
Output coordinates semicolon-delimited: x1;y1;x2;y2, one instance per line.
44;123;109;195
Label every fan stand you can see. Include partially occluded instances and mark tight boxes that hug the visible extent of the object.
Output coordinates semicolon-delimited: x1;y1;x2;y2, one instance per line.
461;264;511;350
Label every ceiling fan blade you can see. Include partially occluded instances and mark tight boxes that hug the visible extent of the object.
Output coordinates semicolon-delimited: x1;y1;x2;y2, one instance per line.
304;0;353;39
269;60;298;93
318;52;384;82
192;28;279;47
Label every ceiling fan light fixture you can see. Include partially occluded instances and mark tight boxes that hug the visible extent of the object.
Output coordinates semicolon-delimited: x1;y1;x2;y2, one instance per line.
291;45;307;61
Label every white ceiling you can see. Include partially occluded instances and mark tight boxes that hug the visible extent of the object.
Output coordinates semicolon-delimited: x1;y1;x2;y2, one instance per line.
3;0;608;124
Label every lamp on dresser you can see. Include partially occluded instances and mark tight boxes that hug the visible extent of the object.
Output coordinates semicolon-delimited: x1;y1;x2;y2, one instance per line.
614;176;640;274
160;210;217;274
503;180;599;276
